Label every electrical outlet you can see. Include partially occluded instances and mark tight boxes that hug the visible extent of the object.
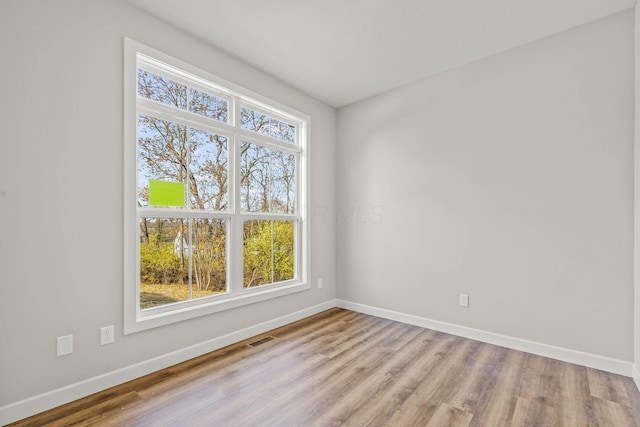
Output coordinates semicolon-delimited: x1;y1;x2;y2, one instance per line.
57;335;73;357
459;294;469;308
318;278;323;289
101;325;114;345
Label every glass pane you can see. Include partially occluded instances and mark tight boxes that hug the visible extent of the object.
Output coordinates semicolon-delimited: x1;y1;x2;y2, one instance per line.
139;217;189;309
273;220;295;282
189;88;228;122
137;115;188;207
241;142;296;213
243;220;295;288
270;150;295;214
271;118;296;143
189;129;228;211
191;218;227;295
241;107;270;136
241;107;296;143
139;217;227;310
137;69;187;110
240;142;269;213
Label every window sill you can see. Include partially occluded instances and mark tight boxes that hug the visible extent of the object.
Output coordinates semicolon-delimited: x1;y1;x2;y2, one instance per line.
124;281;310;334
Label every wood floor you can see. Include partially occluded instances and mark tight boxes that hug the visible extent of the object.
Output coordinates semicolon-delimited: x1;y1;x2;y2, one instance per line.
10;308;640;426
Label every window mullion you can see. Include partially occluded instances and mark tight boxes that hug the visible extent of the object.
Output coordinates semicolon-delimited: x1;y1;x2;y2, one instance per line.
232;100;244;296
186;116;193;301
188;219;193;300
138;98;236;136
237;129;300;155
137;208;228;218
238;100;299;126
270;220;275;284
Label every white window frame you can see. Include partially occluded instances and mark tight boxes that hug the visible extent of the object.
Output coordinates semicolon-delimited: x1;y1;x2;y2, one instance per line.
123;38;310;334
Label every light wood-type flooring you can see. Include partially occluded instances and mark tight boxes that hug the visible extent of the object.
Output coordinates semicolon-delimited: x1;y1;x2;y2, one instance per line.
10;308;640;426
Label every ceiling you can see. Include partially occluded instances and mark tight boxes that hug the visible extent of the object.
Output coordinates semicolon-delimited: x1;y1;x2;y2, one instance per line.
128;0;635;107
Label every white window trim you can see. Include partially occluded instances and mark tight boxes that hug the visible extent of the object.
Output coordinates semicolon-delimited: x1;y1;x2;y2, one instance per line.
123;38;310;334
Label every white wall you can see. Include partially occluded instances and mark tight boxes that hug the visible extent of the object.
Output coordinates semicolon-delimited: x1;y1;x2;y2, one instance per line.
0;0;336;408
337;10;634;361
0;0;637;419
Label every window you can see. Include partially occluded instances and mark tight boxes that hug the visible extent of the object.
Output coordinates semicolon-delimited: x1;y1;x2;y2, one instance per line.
124;39;309;333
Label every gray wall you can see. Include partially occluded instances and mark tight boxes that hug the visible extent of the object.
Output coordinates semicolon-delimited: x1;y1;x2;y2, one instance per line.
1;0;637;412
337;10;634;361
0;0;337;406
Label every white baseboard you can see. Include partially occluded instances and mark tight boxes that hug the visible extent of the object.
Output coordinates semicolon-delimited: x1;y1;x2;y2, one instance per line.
0;299;337;426
336;299;634;378
633;364;640;393
2;298;635;425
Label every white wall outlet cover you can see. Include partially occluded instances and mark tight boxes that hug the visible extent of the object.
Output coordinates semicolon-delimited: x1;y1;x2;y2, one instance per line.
459;294;469;308
101;325;115;345
57;335;73;357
